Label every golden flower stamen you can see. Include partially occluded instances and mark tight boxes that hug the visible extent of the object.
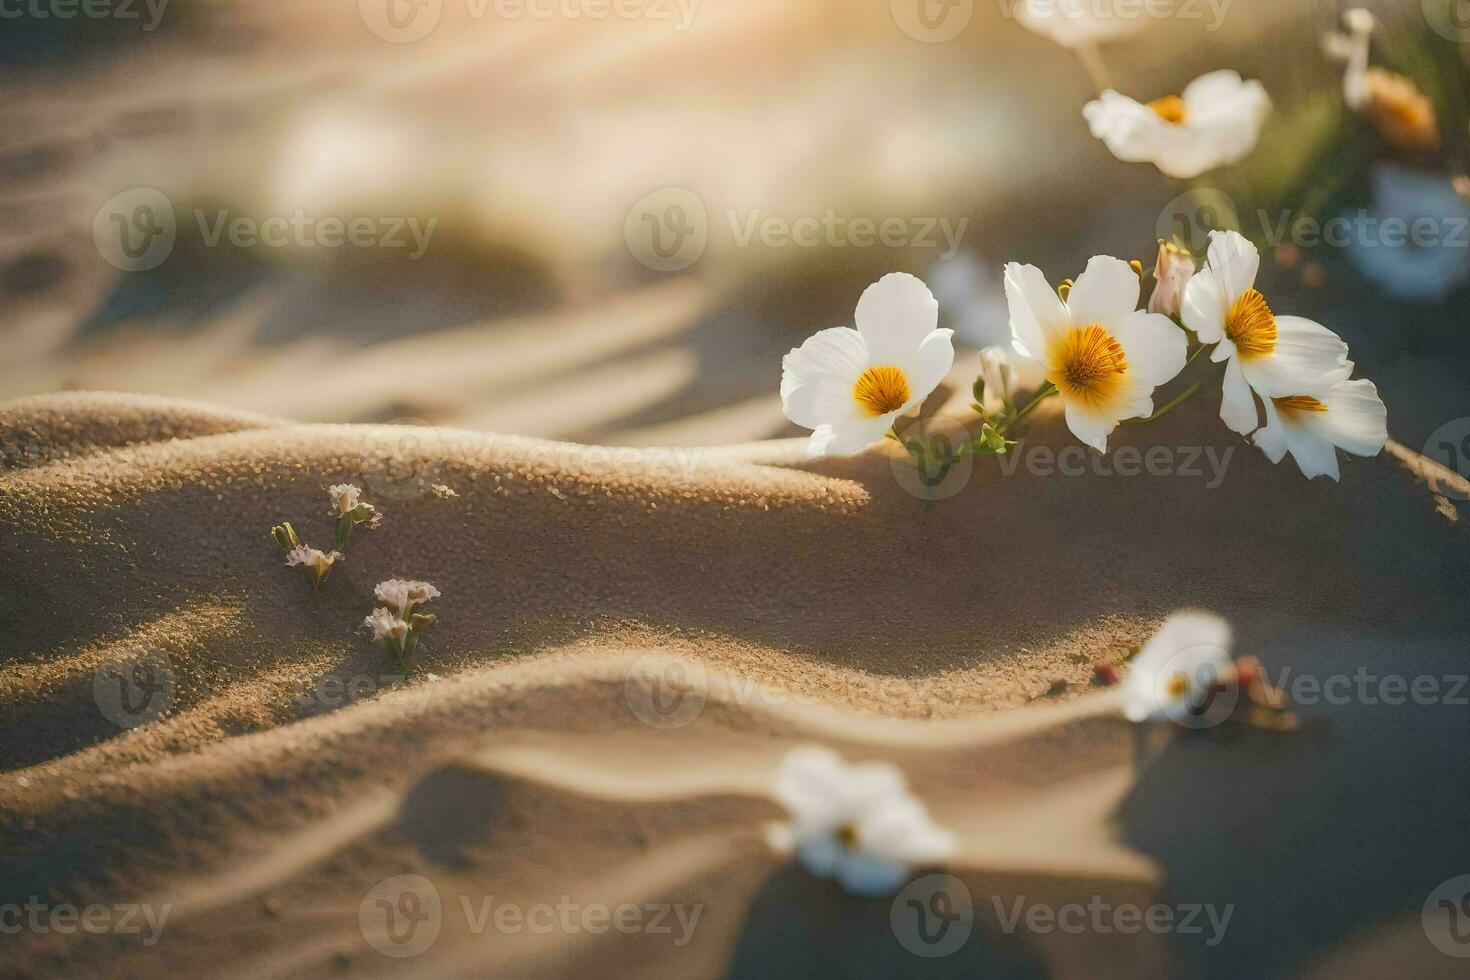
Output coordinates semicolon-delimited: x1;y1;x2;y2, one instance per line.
1226;288;1278;361
836;823;859;847
1047;324;1129;409
1362;68;1440;155
852;365;911;417
1147;94;1187;124
1165;673;1190;698
1273;394;1329;417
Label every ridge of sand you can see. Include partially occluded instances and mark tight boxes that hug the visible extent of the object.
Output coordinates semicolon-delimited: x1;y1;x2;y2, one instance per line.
1;391;1467;977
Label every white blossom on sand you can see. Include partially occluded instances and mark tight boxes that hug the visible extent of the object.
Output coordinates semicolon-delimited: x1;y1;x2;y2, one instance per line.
1148;239;1196;318
1182;231;1353;435
329;484;381;549
374;579;441;615
781;273;954;458
1122;611;1235;724
364;606;409;647
768;746;955;898
1004;256;1187;453
1083;71;1270;179
1251;380;1388;481
285;544;341;591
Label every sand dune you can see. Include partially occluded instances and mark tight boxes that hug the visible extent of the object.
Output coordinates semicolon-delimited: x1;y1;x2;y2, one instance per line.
1;391;1467;977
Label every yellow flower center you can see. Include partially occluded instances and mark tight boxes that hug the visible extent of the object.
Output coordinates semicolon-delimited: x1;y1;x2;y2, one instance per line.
1226;288;1278;362
1273;394;1329;417
836;822;859;847
1165;673;1190;698
1047;324;1129;410
852;365;911;418
1148;94;1187;124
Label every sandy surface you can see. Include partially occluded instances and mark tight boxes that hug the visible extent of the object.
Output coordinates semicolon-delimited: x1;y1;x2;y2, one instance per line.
1;389;1467;978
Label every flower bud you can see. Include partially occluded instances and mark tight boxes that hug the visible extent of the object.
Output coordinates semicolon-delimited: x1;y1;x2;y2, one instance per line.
1147;239;1196;318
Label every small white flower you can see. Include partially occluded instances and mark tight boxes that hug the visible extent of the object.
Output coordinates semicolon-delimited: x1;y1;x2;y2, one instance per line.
1004;256;1187;453
1122;611;1234;724
1013;0;1150;48
1251;380;1387;481
374;579;440;613
976;346;1015;416
364;606;409;647
769;746;954;898
781;273;955;458
285;545;339;573
1182;231;1353;435
1083;71;1270;179
328;484;362;517
1147;239;1196;318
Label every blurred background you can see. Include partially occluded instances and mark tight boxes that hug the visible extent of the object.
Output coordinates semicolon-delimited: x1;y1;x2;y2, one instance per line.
1;0;1467;453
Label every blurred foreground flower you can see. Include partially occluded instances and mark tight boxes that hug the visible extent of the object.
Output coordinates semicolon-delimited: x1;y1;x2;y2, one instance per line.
366;579;440;672
1004;256;1186;452
781;273;953;457
1082;71;1270;179
329;483;381;551
1182;231;1353;437
768;746;954;898
271;522;340;591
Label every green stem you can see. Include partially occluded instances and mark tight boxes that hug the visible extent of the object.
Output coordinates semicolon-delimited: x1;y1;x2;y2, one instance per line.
1001;383;1058;435
1144;378;1205;423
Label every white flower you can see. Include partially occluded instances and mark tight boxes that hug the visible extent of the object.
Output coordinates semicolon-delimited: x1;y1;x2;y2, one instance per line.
1004;256;1187;453
328;484;362;517
1122;611;1234;724
1013;0;1150;48
364;606;409;647
769;746;954;898
374;579;440;613
1148;239;1196;318
781;273;954;458
1182;231;1353;435
976;346;1014;416
1083;71;1270;179
1252;380;1387;481
285;545;340;575
1347;163;1470;305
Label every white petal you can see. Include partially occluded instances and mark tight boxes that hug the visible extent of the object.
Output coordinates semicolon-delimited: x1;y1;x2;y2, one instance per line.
1239;316;1352;398
1082;92;1171;166
854;272;938;366
1063;402;1114;454
1252;397;1289;463
1123;611;1233;723
1282;425;1341;481
1305;378;1388;459
896;329;956;414
808;417;892;458
1111;310;1187;388
1220;356;1260;435
1067;256;1144;328
781;327;869;429
1205;230;1260;303
1004;262;1068;360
